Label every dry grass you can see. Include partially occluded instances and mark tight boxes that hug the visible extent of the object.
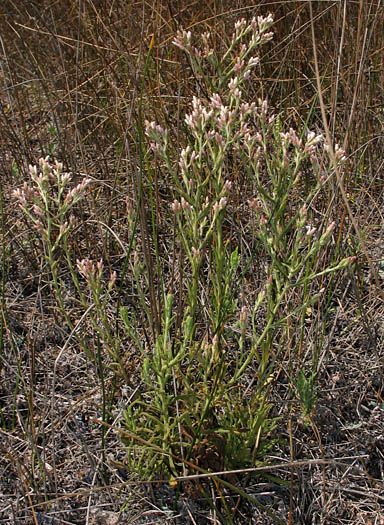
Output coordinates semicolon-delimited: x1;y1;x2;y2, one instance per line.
1;1;383;523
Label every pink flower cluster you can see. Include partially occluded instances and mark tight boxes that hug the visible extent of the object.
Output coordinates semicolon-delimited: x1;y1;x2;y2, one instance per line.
13;157;91;238
145;120;168;154
77;258;116;289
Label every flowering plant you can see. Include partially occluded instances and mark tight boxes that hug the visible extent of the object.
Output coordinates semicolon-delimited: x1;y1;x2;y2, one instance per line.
121;14;353;481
